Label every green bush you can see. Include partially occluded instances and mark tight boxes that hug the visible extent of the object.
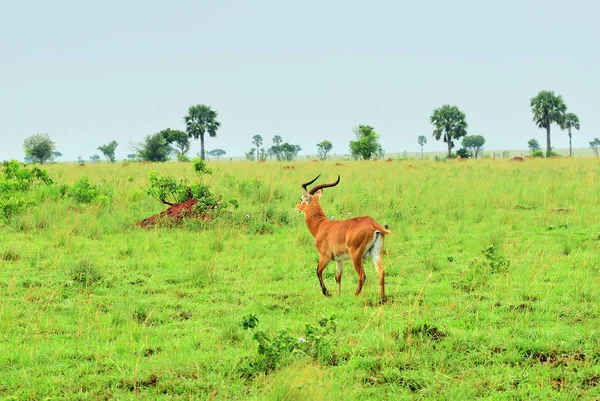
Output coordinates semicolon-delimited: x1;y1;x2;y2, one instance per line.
66;176;111;204
531;150;544;158
0;160;54;221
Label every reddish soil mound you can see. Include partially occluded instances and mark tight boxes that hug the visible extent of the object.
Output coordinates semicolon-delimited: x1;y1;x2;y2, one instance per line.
78;163;85;167
137;199;209;228
511;157;524;162
386;157;393;162
122;163;130;167
282;165;296;170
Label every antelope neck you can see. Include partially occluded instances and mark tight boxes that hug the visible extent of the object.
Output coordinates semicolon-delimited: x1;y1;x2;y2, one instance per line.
305;208;327;237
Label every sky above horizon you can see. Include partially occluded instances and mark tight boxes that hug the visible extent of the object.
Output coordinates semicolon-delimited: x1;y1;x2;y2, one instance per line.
1;0;598;161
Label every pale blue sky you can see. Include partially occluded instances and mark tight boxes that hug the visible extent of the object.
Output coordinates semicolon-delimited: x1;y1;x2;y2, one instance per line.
1;0;598;161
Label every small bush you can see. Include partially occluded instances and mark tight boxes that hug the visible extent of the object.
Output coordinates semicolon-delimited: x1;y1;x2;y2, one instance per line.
67;176;111;204
240;314;337;376
531;150;544;158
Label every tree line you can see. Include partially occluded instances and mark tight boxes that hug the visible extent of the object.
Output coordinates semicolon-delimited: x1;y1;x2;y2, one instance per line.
19;91;600;163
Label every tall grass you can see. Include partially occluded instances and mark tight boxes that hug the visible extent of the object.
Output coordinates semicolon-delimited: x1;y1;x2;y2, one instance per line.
1;158;600;399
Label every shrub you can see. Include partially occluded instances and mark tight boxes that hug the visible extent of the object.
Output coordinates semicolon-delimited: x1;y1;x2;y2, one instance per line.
66;176;111;204
531;150;544;158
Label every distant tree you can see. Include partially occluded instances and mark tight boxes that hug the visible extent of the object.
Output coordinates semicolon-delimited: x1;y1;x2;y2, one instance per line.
280;143;300;161
98;140;118;163
245;148;256;161
23;133;55;164
207;149;226;161
377;144;384;159
430;105;468;158
77;156;84;164
462;135;485;159
561;113;580;157
127;153;137;160
252;135;263;162
527;139;541;153
317;140;333;160
530;90;567;156
349;125;381;160
184;104;221;160
590;138;600;157
273;135;282;146
258;148;267;161
417;135;427;159
52;151;63;161
90;154;101;163
160;129;190;158
134;133;173;162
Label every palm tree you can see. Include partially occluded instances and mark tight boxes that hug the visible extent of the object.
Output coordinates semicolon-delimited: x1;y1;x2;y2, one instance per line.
417;135;427;159
561;113;580;157
530;90;566;155
430;105;468;158
184;104;221;160
252;135;263;162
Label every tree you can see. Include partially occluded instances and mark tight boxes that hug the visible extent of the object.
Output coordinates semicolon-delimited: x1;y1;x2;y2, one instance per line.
245;148;256;161
280;143;301;161
530;90;567;155
90;154;101;163
430;105;468;158
127;154;137;160
590;138;600;157
52;151;63;161
461;135;486;159
184;104;221;160
252;135;263;162
207;149;226;161
273;135;282;146
317;140;333;160
527;139;541;153
134;133;173;162
561;113;580;157
349;125;381;160
417;136;427;159
98;140;118;163
160;129;190;158
23;133;55;164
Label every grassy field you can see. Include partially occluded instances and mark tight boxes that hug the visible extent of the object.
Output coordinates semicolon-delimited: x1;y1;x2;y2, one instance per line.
1;158;600;400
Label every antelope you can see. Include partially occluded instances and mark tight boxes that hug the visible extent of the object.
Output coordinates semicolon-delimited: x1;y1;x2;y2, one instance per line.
296;175;391;301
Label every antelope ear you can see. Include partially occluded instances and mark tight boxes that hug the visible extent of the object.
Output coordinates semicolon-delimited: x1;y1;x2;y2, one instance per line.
314;189;323;200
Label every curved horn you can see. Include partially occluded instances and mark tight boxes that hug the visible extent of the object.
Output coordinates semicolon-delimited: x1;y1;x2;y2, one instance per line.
309;175;340;195
302;174;321;191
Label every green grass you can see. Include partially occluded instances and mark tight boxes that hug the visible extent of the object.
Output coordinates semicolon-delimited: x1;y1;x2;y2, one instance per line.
1;158;600;399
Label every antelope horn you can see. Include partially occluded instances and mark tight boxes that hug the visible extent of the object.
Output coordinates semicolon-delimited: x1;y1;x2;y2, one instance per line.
309;175;340;195
302;174;321;191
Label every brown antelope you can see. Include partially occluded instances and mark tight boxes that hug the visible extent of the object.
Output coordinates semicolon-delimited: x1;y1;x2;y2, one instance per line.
296;175;391;301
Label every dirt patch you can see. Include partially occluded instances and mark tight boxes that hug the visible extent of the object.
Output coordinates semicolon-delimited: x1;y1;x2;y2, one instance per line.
386;157;393;162
511;156;524;162
282;165;296;170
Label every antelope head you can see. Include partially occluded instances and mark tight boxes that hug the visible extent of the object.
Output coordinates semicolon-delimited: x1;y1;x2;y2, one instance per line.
295;174;340;216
